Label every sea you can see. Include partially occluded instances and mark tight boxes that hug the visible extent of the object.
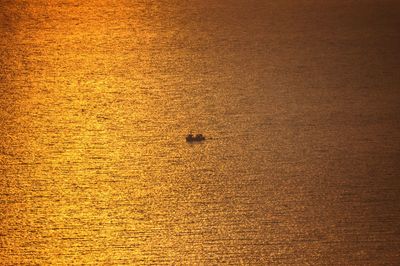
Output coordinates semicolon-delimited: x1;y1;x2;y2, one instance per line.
1;0;399;264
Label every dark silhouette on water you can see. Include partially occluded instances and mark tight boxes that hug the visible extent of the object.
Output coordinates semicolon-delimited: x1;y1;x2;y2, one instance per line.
186;133;206;142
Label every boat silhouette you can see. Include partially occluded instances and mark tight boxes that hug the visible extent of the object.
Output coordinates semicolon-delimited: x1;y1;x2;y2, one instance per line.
186;133;205;142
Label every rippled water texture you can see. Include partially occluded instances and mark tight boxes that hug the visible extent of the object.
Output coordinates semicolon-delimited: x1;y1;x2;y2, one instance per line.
1;0;400;264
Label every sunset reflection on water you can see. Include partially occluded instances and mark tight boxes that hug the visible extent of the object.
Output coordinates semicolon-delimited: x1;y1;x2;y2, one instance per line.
1;0;400;264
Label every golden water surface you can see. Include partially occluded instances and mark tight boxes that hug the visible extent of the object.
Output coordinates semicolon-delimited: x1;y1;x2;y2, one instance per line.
1;0;400;264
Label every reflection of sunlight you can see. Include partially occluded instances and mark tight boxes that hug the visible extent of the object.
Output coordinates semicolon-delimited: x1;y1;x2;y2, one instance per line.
0;0;254;263
2;0;400;264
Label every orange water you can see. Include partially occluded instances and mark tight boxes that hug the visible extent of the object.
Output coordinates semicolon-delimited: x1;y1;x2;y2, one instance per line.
1;1;400;264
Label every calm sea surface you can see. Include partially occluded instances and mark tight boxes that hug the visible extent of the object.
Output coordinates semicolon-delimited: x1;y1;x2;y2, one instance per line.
1;0;400;264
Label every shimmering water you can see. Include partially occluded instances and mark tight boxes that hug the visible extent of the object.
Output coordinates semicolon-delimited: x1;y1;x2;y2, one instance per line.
1;0;400;264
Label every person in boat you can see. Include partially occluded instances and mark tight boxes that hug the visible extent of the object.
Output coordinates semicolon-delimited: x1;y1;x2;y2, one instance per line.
186;133;193;141
195;134;205;140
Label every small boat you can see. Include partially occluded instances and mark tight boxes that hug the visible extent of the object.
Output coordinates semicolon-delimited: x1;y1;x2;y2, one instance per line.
186;133;205;142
